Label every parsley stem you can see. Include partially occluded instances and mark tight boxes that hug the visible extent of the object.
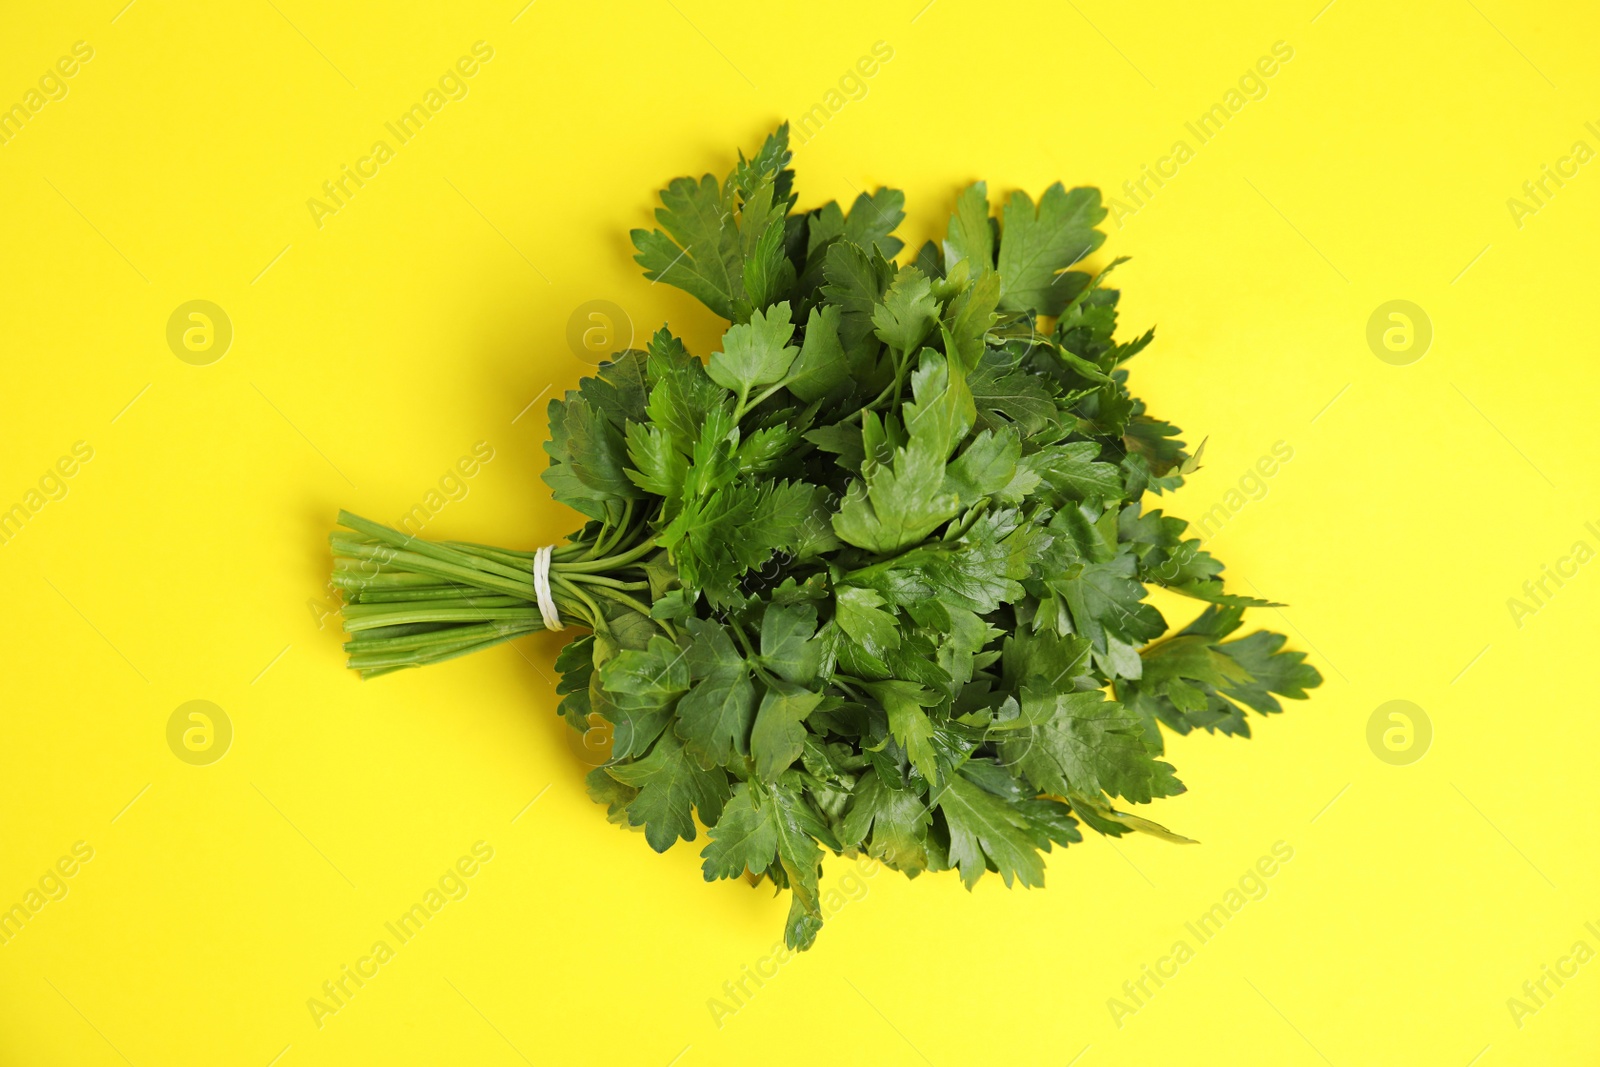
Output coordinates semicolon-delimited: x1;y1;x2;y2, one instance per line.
840;342;921;426
329;512;671;672
335;512;535;587
443;541;537;567
840;537;942;583
600;501;637;556
559;573;649;592
552;574;605;631
737;377;794;421
726;622;779;686
570;579;675;639
345;620;540;654
342;606;545;631
334;541;538;599
350;626;539;674
830;675;865;700
576;500;634;562
343;596;527;615
584;584;656;619
888;347;914;405
555;536;657;573
844;377;900;423
729;620;759;659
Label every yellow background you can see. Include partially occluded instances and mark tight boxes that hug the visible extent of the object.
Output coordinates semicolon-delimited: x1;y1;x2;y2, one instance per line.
3;0;1597;1063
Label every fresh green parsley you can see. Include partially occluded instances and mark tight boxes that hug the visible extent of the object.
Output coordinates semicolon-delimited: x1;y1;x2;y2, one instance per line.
328;126;1321;949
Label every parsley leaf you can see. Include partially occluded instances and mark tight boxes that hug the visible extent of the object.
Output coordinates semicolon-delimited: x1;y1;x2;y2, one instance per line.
605;729;729;852
997;184;1107;315
939;772;1046;890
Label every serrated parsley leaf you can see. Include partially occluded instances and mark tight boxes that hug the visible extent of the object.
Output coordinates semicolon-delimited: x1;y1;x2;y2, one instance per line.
840;767;930;869
997;184;1107;315
597;634;690;758
759;603;821;684
939;772;1046;889
833;586;901;660
832;440;959;555
625;421;688;498
822;239;895;355
556;396;643;504
943;428;1022;505
675;618;755;767
1055;551;1167;652
605;729;730;852
1001;688;1183;804
645;329;728;457
1024;441;1124;503
872;267;939;357
631;174;741;320
942;270;1001;371
944;181;995;273
708;302;800;401
1218;630;1323;711
902;350;976;462
862;679;940;784
842;187;907;258
770;783;826;949
701;782;778;879
969;346;1060;437
632;125;795;322
785;305;852;403
751;680;823;781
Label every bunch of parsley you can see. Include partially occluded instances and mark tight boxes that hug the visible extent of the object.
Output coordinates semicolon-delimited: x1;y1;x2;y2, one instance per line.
328;126;1321;949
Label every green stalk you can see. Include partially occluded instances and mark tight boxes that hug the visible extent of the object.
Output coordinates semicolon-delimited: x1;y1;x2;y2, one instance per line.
556;537;658;573
349;627;539;673
551;574;606;630
343;607;545;632
345;620;540;654
347;586;480;603
328;511;598;671
328;511;665;677
559;573;649;591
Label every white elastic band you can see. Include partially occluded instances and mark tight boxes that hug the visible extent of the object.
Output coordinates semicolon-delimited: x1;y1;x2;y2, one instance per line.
532;545;564;631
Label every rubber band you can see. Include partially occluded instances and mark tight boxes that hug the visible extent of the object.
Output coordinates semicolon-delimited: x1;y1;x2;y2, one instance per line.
532;545;564;631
